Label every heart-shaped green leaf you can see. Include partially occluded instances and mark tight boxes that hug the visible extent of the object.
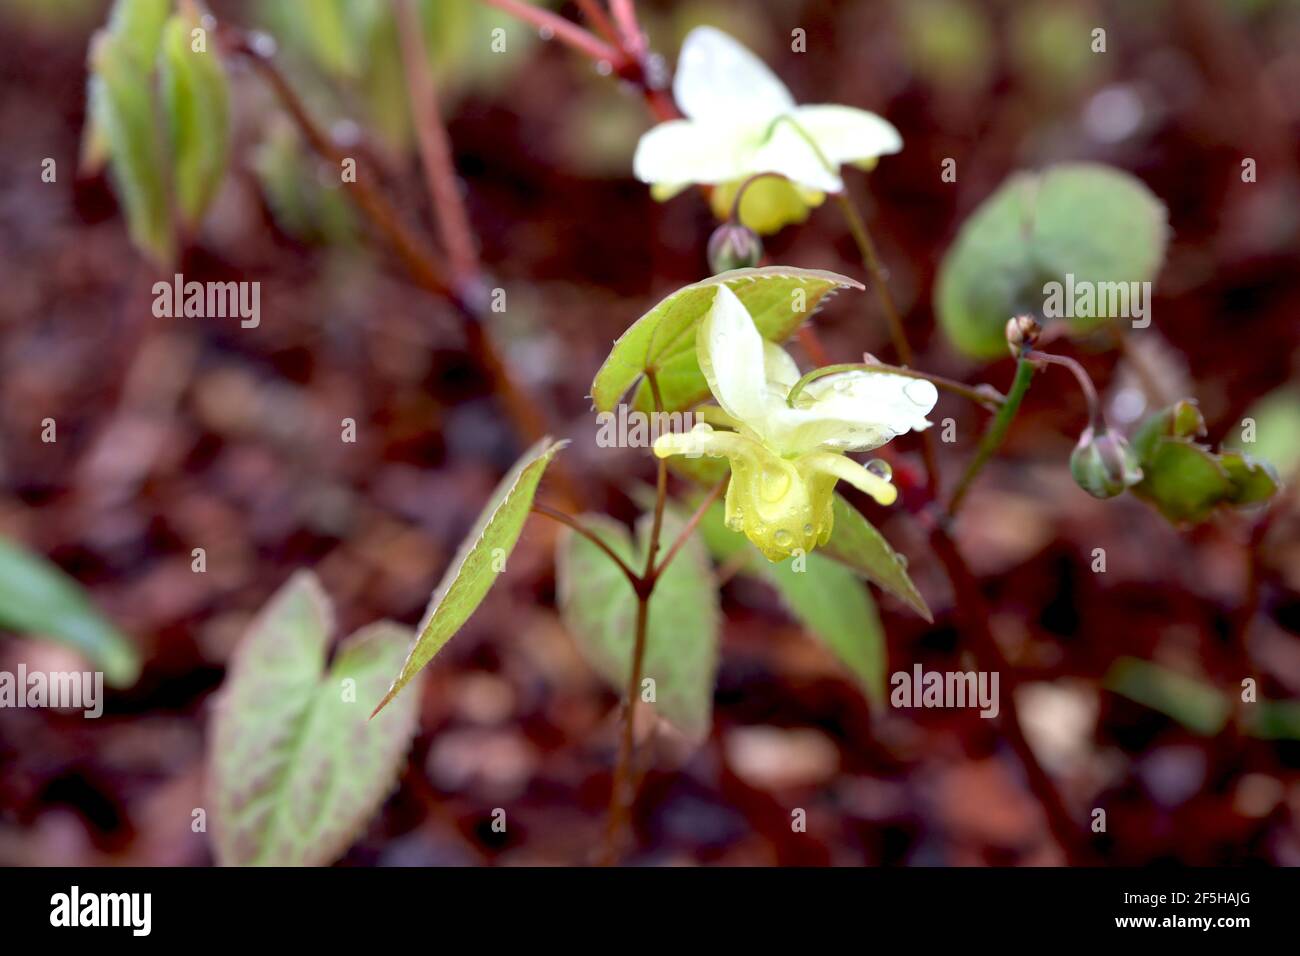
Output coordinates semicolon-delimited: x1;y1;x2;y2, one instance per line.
209;572;419;866
937;163;1168;358
0;536;140;687
762;553;888;706
591;267;862;414
160;10;230;229
557;512;720;742
373;437;568;715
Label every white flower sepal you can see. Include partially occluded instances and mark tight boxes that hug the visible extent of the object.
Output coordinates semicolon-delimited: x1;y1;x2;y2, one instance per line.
653;285;938;561
633;26;903;200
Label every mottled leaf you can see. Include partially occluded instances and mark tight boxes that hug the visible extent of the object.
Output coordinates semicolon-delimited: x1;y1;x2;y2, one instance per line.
937;163;1168;358
0;536;139;687
557;512;720;742
209;572;419;866
591;267;862;414
373;437;567;715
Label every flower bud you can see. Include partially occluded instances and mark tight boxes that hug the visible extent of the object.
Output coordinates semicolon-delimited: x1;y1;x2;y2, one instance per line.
1070;424;1143;498
707;222;763;274
1006;315;1041;356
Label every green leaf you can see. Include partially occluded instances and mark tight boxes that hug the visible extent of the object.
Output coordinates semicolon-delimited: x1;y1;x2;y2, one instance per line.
821;495;931;622
1245;699;1300;740
209;572;419;866
590;267;863;414
1225;385;1300;477
0;536;140;687
90;31;173;265
1104;657;1230;736
1131;438;1234;524
106;0;170;64
1131;399;1206;461
373;437;568;715
763;553;887;705
1220;452;1279;506
937;162;1168;358
557;512;720;742
159;11;231;229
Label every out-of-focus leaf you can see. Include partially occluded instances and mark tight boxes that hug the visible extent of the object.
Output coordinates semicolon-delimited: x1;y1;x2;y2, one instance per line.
763;553;887;705
159;10;231;229
1220;452;1279;506
90;31;173;264
821;495;931;621
937;163;1167;358
1010;1;1099;96
0;536;139;687
1246;699;1300;740
253;117;357;245
591;267;862;414
209;572;418;866
1131;399;1205;461
1226;385;1300;477
106;0;170;64
1131;438;1233;523
901;0;995;92
557;512;720;742
373;438;568;715
1104;657;1230;735
1129;401;1277;522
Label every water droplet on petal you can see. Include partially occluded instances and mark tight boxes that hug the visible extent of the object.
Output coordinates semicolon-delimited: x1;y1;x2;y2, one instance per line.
760;467;791;502
802;523;814;536
866;459;892;481
774;529;793;547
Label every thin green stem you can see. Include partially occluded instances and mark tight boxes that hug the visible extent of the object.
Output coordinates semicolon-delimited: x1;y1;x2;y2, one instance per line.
948;357;1037;516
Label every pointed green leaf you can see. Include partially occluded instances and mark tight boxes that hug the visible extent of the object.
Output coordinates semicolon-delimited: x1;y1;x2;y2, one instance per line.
209;572;418;866
1220;452;1278;506
821;495;931;622
0;536;140;687
937;163;1168;358
374;437;568;715
159;10;230;229
763;553;887;705
106;0;170;63
591;267;863;414
557;512;720;742
1104;657;1230;736
90;31;173;265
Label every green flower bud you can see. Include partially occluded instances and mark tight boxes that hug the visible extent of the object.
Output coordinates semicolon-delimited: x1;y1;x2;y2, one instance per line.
707;222;763;274
1070;424;1143;498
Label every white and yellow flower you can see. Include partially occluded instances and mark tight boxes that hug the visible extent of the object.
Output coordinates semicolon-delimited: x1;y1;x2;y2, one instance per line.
654;285;938;561
634;26;903;234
